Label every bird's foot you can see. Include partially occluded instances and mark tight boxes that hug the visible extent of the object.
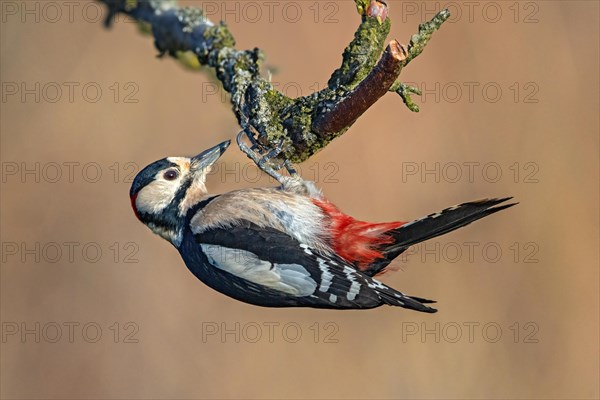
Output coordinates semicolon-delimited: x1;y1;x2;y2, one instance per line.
236;128;297;184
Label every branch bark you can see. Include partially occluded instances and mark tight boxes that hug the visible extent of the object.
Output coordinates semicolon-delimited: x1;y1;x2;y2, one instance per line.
312;40;406;136
97;0;449;167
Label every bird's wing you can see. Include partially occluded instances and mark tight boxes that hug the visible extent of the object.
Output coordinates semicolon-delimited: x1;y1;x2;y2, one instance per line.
194;220;436;312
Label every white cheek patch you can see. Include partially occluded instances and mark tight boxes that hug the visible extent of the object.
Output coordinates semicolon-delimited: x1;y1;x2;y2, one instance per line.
135;161;193;215
135;178;180;214
201;244;317;296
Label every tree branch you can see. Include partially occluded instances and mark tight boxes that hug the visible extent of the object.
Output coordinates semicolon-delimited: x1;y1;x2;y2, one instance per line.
312;40;406;136
97;0;449;168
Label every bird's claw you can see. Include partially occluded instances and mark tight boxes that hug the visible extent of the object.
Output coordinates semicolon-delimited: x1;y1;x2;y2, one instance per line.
236;128;297;183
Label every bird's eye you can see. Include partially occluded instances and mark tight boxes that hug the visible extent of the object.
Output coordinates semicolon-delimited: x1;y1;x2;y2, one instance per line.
163;169;179;181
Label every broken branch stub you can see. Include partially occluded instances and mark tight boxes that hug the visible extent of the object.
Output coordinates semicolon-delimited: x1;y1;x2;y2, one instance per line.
312;40;407;136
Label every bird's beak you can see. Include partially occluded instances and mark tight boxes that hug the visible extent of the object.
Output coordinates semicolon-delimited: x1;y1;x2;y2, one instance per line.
191;140;231;172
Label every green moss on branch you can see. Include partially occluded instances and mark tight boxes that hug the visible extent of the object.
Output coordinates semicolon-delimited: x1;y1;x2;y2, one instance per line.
97;0;450;167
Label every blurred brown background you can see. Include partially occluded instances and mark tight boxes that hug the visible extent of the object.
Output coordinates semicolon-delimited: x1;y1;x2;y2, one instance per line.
1;1;598;399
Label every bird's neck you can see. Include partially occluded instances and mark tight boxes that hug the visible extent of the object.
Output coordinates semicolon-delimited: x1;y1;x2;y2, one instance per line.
148;222;184;247
141;203;185;247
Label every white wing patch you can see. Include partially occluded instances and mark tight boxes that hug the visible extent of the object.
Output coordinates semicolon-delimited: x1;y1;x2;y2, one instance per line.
318;259;333;292
367;279;388;290
300;244;313;255
343;266;361;301
200;244;317;296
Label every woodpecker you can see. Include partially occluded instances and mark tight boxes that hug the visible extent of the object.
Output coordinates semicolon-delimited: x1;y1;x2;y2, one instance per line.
130;140;516;312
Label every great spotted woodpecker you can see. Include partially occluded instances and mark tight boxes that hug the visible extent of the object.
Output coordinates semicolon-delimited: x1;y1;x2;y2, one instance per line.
130;140;516;312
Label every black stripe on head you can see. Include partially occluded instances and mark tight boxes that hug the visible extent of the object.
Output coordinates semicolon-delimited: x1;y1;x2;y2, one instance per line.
135;167;196;234
130;158;178;197
170;176;195;210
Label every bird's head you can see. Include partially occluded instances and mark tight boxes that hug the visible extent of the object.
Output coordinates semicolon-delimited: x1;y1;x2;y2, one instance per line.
129;140;230;246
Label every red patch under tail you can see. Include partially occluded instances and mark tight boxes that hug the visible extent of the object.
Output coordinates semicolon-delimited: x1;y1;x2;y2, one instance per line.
312;198;404;270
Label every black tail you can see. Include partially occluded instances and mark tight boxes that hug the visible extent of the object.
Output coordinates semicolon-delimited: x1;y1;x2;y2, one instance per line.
364;197;517;276
372;281;438;313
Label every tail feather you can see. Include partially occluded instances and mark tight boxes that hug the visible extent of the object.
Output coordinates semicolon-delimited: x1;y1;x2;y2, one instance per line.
389;197;516;250
364;197;517;276
373;284;438;313
406;295;437;304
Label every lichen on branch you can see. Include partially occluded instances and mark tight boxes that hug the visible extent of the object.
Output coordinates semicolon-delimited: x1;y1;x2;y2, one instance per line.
97;0;449;168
